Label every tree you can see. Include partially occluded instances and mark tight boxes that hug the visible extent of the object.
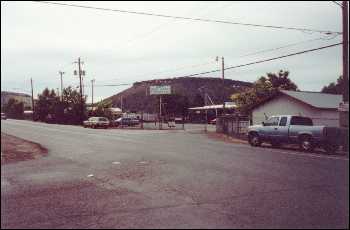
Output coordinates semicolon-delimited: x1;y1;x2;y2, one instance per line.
35;86;86;124
231;70;298;112
321;75;345;95
61;86;87;124
265;70;298;91
3;98;24;119
90;99;113;119
35;88;59;122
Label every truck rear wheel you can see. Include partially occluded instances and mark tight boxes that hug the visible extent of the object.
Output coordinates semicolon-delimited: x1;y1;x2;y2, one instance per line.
299;135;314;152
249;133;261;147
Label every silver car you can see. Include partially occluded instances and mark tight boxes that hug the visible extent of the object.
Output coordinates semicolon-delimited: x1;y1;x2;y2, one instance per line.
83;117;110;129
1;113;7;120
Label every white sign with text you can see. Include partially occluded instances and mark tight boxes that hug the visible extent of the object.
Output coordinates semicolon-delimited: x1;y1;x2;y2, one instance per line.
149;85;171;95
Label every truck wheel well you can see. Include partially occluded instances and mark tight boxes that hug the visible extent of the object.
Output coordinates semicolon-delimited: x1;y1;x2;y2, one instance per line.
249;131;259;136
298;134;312;141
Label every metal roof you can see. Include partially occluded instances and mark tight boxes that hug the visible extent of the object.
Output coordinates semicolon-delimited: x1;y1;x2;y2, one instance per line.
280;90;342;109
189;103;237;110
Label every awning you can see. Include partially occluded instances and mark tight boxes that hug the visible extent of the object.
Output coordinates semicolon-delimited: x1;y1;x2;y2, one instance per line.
188;103;237;110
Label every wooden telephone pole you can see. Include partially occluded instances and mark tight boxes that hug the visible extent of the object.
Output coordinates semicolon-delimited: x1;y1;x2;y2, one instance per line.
342;1;348;102
221;57;225;115
91;79;95;111
74;57;84;124
30;78;34;120
59;71;65;101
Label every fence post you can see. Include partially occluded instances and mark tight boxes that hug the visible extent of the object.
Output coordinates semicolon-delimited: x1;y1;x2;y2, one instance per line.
141;111;144;129
182;115;185;130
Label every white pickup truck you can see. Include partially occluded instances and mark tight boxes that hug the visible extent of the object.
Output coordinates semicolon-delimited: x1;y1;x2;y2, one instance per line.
247;115;342;153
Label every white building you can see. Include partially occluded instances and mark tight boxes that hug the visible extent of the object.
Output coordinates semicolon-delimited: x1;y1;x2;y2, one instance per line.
251;90;342;127
1;91;33;109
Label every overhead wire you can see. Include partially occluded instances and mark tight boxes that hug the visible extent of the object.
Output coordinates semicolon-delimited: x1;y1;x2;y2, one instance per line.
331;1;343;8
31;1;342;35
171;43;342;78
83;43;342;87
235;34;340;59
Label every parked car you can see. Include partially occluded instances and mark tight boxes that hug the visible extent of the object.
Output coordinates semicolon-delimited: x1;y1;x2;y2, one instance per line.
247;115;342;153
1;113;7;120
209;118;216;125
83;117;110;129
174;117;183;124
113;117;140;127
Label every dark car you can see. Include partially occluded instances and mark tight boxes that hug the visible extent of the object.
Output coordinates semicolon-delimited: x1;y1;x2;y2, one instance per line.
114;117;140;127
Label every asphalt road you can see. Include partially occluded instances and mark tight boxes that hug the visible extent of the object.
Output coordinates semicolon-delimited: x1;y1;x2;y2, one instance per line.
1;119;348;229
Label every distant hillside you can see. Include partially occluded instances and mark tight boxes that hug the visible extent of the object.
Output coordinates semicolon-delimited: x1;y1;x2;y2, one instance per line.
104;77;252;115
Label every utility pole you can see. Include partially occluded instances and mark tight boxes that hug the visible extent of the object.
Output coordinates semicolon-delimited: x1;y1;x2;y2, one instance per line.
205;91;208;132
59;71;65;101
74;57;84;124
342;1;348;102
159;96;162;130
91;79;95;111
121;95;123;112
30;78;34;120
222;56;225;115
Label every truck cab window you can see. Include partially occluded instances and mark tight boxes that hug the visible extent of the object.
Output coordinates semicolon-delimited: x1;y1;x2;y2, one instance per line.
279;117;288;126
265;117;279;126
290;116;313;126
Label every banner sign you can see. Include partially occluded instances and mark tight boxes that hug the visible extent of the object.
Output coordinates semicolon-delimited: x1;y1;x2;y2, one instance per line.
149;85;171;95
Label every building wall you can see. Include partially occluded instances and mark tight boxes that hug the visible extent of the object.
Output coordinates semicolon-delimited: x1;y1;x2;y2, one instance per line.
1;93;32;109
252;95;339;127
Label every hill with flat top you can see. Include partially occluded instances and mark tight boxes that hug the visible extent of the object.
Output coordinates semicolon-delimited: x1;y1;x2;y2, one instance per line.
104;77;252;115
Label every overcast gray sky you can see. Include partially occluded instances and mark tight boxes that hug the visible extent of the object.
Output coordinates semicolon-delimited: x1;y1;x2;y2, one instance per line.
1;1;345;103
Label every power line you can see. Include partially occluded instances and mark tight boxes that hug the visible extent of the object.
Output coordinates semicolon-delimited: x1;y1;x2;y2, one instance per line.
84;42;342;87
83;83;132;88
93;36;338;84
235;34;340;59
31;1;342;35
331;1;343;8
172;43;342;78
97;59;216;84
122;2;216;48
92;42;342;86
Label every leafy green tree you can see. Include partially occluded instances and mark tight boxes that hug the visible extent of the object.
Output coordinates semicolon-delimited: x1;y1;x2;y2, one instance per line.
231;70;298;112
265;70;297;91
321;75;345;95
34;88;58;121
90;99;113;119
61;86;87;124
35;86;86;124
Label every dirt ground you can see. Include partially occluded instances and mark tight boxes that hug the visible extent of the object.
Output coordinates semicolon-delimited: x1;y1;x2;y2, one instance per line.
1;133;48;165
206;131;248;144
